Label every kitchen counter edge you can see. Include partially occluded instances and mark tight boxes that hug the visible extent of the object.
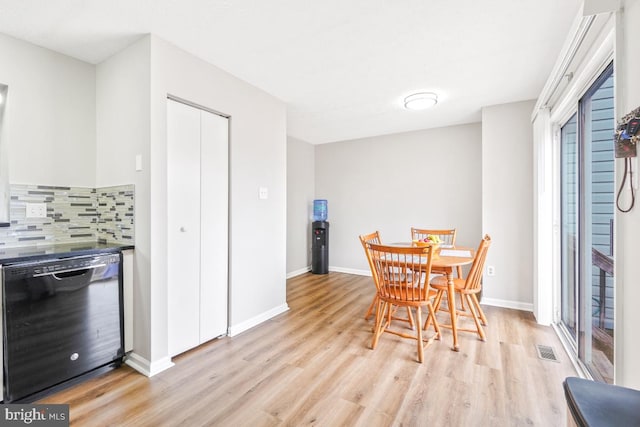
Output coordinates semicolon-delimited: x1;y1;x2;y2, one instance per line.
0;243;135;265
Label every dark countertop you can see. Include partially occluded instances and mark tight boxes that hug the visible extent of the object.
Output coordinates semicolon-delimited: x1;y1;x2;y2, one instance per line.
0;242;135;264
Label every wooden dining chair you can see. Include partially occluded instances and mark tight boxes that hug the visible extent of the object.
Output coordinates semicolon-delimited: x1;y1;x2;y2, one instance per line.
366;242;441;363
425;234;491;341
359;231;382;320
410;227;457;247
410;228;461;277
359;232;415;328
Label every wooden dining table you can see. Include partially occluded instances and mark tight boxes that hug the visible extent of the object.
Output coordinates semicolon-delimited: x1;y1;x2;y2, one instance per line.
387;242;475;351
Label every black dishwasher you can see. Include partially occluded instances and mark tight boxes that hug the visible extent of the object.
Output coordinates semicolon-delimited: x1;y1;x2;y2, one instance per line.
2;253;124;402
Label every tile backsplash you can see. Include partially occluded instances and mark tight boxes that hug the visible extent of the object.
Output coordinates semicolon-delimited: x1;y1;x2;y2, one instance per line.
0;184;134;248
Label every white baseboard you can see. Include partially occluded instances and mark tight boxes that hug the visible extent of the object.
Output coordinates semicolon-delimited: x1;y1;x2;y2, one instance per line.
327;267;444;279
288;266;371;278
320;267;532;313
329;266;371;276
228;303;290;337
286;266;311;279
481;297;533;312
125;352;175;377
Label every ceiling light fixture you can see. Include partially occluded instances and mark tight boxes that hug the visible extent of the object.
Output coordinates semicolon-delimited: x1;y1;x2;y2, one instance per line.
404;92;438;110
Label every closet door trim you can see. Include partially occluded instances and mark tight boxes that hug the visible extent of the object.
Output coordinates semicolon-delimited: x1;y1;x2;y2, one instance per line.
167;94;230;119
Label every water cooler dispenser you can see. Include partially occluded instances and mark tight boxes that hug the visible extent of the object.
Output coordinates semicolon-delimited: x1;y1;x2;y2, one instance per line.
312;200;329;274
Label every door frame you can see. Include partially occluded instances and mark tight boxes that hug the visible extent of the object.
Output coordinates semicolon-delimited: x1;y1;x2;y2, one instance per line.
550;58;615;379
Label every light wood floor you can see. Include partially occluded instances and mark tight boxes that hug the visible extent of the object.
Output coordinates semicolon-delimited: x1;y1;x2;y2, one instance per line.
40;272;577;426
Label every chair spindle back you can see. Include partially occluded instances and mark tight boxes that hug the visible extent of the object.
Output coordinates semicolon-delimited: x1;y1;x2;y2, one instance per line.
411;228;457;246
464;235;491;291
367;243;434;304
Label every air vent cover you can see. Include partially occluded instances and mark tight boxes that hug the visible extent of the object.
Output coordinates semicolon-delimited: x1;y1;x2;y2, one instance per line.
536;344;559;362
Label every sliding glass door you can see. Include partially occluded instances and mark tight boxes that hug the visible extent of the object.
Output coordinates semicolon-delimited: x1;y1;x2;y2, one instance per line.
560;114;578;346
559;63;614;383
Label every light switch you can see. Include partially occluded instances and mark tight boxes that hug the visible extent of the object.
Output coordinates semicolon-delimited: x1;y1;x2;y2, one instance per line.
259;187;268;200
135;155;143;172
26;203;47;218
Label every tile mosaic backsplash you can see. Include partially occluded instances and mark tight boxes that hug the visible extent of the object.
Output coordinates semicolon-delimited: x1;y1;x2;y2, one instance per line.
0;184;134;248
96;186;135;243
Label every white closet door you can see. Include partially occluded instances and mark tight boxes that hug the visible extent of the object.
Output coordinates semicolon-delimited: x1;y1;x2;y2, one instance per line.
167;99;202;357
199;110;229;342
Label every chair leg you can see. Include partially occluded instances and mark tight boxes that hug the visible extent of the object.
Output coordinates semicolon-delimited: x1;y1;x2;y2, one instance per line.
416;308;424;363
371;300;387;350
465;294;486;341
423;289;444;330
406;307;415;329
426;301;441;339
434;289;445;312
386;301;393;326
470;294;488;326
364;294;378;320
436;289;447;312
455;267;465;311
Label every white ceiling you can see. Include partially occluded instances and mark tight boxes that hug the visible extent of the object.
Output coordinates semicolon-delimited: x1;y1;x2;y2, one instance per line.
0;0;581;144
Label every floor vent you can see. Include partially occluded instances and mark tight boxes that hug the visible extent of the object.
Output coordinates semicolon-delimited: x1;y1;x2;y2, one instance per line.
536;344;559;362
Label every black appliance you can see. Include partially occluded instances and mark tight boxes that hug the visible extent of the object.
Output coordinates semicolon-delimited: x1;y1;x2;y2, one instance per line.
2;253;124;402
311;221;329;274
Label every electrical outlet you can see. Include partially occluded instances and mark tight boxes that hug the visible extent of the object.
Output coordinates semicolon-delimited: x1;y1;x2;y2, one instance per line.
25;203;47;218
487;266;495;276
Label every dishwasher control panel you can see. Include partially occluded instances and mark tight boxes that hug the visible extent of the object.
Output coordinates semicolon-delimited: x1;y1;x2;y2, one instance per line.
4;253;120;279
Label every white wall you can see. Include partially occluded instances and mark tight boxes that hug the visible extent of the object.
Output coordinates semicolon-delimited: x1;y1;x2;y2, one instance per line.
615;0;640;389
315;123;482;274
149;36;288;361
96;37;152;361
2;30;288;375
482;100;536;310
0;33;95;187
286;136;315;275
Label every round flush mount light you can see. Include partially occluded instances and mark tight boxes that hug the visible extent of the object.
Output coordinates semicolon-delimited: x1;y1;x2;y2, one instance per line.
404;92;438;110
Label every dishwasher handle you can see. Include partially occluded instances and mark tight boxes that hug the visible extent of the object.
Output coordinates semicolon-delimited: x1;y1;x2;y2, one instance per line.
32;263;106;278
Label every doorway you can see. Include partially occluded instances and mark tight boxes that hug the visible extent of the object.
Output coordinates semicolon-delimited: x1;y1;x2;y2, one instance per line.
167;97;229;357
559;63;615;383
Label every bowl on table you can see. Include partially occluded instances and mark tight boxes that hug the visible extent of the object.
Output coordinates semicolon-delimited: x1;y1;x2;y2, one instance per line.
411;240;440;257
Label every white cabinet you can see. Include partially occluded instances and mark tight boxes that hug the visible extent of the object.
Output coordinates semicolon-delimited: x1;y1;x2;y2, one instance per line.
167;99;229;357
